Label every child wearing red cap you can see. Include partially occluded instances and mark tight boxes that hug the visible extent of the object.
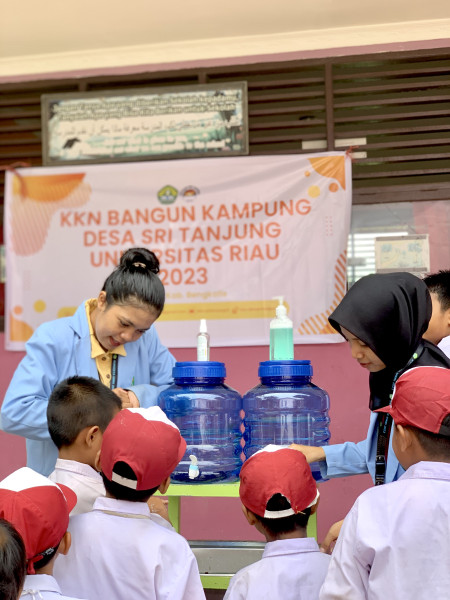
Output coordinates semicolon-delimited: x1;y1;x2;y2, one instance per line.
54;406;205;600
320;366;450;600
0;467;86;600
224;446;330;600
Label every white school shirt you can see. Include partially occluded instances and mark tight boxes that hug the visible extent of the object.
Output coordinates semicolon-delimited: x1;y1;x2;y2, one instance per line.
49;459;105;515
438;335;450;359
54;496;205;600
319;461;450;600
224;538;331;600
21;574;86;600
49;460;174;529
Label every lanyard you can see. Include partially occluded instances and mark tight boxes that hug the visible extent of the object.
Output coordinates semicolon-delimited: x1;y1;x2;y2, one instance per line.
111;354;118;389
374;343;423;486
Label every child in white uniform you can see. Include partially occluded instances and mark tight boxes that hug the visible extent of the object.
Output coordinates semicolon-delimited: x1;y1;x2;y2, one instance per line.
48;377;171;525
224;446;330;600
0;467;86;600
0;518;27;599
48;376;121;515
320;366;450;600
423;269;450;358
55;406;205;600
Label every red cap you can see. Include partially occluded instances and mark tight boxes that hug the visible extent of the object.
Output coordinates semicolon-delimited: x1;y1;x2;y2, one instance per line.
376;366;450;435
101;407;187;490
239;446;319;519
0;467;77;574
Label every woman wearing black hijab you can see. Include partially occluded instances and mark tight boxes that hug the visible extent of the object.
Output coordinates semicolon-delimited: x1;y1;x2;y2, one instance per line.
292;272;450;550
292;273;450;484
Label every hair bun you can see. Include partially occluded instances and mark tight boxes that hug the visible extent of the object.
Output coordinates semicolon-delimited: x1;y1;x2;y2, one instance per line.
120;248;160;274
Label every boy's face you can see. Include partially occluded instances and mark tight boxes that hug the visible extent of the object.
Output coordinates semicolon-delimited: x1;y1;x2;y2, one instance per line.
423;293;450;346
88;407;120;465
341;327;386;372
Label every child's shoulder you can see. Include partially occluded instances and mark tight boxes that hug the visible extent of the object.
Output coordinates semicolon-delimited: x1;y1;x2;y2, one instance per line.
225;540;329;600
352;461;450;517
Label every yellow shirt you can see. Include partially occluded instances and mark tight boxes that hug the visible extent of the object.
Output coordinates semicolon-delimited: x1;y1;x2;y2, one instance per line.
85;299;126;388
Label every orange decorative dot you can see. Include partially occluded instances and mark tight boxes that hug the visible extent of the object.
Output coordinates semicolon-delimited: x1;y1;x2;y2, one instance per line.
13;306;23;315
329;182;339;192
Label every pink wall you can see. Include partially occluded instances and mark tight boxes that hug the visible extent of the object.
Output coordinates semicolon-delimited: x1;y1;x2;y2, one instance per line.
0;334;372;543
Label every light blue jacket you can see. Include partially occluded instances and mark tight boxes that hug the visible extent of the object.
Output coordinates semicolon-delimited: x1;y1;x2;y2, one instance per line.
1;302;176;476
322;412;405;484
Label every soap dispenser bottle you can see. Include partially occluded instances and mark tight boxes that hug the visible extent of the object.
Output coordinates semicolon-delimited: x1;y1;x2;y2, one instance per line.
197;319;210;361
270;297;294;360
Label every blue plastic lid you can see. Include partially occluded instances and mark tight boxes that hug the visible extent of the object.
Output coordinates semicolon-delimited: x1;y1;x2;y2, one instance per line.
258;360;312;378
172;361;226;379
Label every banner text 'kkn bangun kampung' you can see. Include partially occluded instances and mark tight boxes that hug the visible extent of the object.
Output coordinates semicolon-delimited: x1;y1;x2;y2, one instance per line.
4;153;351;351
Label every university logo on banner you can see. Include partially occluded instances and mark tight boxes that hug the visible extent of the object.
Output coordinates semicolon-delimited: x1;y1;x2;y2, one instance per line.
4;153;351;350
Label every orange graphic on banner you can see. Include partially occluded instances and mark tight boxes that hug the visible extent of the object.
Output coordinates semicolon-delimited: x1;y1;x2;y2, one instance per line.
159;299;288;322
297;251;347;335
10;173;90;256
9;306;34;342
309;156;346;190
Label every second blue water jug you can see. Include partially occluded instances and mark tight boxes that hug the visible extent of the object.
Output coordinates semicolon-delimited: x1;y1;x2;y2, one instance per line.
242;360;330;482
158;361;242;483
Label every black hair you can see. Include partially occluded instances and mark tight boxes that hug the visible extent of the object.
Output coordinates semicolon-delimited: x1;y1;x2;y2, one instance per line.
47;376;121;449
101;461;158;503
423;270;450;312
408;414;450;460
101;248;165;316
253;494;312;536
31;543;60;572
0;518;27;600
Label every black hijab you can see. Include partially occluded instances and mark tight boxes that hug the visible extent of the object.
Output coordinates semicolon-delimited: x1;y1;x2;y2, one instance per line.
329;272;450;409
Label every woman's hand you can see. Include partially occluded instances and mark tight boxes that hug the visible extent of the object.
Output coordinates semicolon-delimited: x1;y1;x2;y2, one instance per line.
113;388;140;409
289;444;326;464
320;519;344;554
147;496;171;523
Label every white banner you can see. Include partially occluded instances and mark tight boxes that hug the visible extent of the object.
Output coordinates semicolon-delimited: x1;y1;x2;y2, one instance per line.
4;153;351;350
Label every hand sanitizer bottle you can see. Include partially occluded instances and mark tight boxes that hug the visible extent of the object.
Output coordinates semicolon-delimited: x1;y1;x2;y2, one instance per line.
270;297;294;360
197;319;210;361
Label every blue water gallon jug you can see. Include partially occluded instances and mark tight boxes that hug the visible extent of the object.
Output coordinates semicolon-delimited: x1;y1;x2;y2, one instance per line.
242;360;330;482
158;361;242;484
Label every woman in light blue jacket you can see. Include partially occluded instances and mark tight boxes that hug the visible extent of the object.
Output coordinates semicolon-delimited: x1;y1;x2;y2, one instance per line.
1;248;176;475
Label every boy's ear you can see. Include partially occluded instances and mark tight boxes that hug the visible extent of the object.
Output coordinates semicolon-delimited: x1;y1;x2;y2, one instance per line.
310;495;320;515
85;425;100;447
94;449;102;472
445;307;450;330
241;504;258;526
158;476;170;495
395;424;413;452
58;531;72;556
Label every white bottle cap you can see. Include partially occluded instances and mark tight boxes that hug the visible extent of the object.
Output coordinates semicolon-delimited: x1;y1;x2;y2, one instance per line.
199;319;208;333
